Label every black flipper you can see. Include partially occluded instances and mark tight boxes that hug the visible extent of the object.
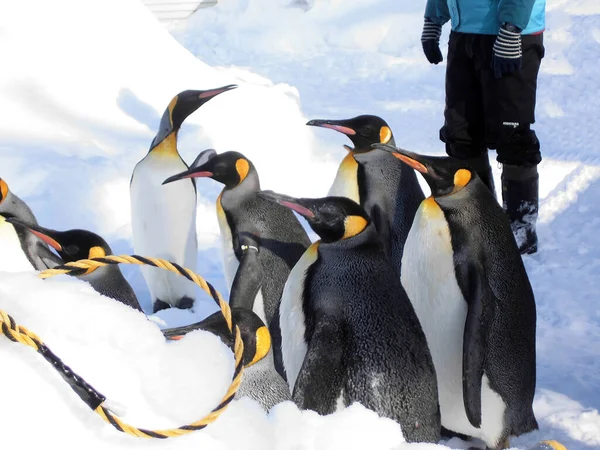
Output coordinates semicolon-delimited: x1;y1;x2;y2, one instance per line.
229;235;262;311
459;260;496;428
292;318;345;414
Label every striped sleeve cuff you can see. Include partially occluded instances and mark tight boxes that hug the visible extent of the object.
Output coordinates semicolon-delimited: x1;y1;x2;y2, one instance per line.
421;18;442;42
493;27;522;59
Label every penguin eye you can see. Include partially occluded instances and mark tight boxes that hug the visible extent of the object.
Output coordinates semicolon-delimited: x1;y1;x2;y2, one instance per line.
359;126;373;137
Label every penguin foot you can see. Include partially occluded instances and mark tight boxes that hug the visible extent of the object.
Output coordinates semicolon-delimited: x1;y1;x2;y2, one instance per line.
177;296;195;310
153;299;171;313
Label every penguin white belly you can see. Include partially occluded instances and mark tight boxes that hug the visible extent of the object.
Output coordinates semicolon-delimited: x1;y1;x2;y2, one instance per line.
0;219;36;272
401;199;506;445
279;242;319;393
130;156;198;306
327;153;359;203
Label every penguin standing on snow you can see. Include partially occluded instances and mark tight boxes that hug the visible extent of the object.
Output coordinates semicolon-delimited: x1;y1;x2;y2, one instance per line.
374;143;538;450
130;85;237;314
0;177;62;272
307;115;424;273
6;217;142;312
257;191;441;444
163;307;291;411
162;150;311;381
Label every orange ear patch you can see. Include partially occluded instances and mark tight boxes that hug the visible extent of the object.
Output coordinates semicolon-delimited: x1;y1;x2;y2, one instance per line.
379;126;392;144
167;96;178;128
248;326;271;367
88;246;106;259
236;159;250;184
453;169;472;191
0;179;8;202
342;215;368;239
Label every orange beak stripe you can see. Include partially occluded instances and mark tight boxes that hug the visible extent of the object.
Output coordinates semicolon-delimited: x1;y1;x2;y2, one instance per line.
167;335;184;341
31;230;62;251
392;154;428;173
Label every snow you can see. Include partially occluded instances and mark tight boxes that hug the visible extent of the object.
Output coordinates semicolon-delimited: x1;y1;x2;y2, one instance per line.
0;0;599;449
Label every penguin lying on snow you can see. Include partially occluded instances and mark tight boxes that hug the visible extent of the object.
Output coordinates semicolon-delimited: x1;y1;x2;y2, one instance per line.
307;115;424;275
163;307;291;411
257;191;441;444
0;177;62;272
373;143;538;450
5;217;142;312
162;150;311;382
130;85;237;314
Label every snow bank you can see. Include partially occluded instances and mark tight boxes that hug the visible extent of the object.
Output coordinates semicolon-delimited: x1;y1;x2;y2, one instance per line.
0;271;449;450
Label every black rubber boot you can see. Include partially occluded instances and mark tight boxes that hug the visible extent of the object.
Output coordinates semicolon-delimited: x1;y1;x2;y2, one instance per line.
501;164;539;255
463;151;496;199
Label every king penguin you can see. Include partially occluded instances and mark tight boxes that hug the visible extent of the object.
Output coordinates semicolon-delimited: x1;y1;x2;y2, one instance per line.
163;307;291;411
130;85;237;313
162;150;311;381
6;217;142;312
0;177;62;272
373;143;538;450
257;190;441;444
306;115;424;274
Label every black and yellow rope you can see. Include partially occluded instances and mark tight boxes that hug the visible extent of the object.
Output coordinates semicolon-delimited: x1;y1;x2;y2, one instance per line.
0;254;244;439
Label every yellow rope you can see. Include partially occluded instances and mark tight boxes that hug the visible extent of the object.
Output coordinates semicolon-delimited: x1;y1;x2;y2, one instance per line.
0;254;244;439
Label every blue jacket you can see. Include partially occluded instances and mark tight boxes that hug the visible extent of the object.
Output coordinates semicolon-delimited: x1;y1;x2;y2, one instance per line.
425;0;546;35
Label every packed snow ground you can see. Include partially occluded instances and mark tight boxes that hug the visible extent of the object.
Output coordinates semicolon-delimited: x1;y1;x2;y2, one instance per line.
0;0;598;448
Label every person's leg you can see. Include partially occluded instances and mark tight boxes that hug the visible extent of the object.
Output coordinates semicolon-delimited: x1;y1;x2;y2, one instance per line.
440;32;495;196
479;33;545;254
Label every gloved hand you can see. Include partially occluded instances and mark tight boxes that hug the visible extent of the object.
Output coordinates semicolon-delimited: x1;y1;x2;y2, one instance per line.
421;18;443;64
492;23;522;78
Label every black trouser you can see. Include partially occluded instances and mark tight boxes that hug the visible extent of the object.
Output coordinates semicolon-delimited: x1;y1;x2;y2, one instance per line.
440;31;545;167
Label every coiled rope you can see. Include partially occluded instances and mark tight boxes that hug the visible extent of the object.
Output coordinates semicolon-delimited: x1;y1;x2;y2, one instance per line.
0;254;244;439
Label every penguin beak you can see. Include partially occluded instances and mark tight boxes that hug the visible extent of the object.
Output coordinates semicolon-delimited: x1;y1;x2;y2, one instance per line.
162;168;214;185
306;119;357;137
4;217;63;251
257;190;316;218
372;144;429;173
198;84;238;100
307;119;356;152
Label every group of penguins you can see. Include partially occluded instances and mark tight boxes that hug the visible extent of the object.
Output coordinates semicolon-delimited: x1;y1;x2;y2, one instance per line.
0;84;547;450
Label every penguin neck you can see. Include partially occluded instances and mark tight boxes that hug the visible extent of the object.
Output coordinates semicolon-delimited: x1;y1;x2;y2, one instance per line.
220;170;260;209
148;133;180;159
322;221;379;250
433;177;478;210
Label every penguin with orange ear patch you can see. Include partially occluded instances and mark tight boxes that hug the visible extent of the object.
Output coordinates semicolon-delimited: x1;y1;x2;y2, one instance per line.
130;85;237;314
257;191;441;444
5;217;142;312
163;150;311;382
306;115;424;275
373;143;538;450
163;307;291;411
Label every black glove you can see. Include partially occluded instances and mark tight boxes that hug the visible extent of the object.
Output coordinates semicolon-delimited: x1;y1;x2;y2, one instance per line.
492;23;522;78
421;18;443;64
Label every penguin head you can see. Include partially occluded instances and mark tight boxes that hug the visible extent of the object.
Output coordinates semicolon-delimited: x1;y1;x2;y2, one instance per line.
162;150;256;190
373;144;473;197
306;115;394;153
0;178;9;204
5;217;113;262
165;308;272;368
149;85;238;151
258;190;370;243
